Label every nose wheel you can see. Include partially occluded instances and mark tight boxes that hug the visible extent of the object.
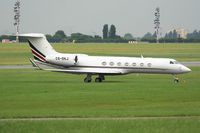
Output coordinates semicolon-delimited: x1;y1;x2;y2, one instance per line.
173;75;179;83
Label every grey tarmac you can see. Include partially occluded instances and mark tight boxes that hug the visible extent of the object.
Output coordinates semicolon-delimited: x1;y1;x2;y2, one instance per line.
0;65;33;69
181;61;200;67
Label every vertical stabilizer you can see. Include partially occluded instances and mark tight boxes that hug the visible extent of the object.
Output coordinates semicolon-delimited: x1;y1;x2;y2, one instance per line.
19;33;56;62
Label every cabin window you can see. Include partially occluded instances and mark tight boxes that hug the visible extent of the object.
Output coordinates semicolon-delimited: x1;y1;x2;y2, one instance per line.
109;62;114;66
140;63;144;67
132;63;136;66
125;62;129;66
147;63;152;67
170;61;174;64
102;62;107;66
117;62;121;66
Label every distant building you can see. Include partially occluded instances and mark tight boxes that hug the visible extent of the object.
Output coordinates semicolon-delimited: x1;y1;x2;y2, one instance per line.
168;28;188;39
175;28;187;39
2;39;11;43
2;39;16;43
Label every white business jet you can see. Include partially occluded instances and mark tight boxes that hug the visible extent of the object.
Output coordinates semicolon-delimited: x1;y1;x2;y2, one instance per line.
19;33;191;83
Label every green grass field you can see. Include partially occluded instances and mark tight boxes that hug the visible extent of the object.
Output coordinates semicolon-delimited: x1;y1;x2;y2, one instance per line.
1;118;200;133
0;67;199;118
0;43;200;65
0;67;200;132
0;43;200;132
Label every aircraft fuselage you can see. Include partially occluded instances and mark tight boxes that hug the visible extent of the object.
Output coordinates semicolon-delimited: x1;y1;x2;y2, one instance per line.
46;53;191;75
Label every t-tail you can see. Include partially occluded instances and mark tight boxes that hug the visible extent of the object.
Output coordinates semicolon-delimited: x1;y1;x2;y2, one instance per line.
19;33;57;63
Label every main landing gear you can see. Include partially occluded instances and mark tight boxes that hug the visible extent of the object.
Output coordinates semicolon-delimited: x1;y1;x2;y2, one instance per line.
173;74;179;83
84;74;92;83
95;74;105;83
84;74;105;83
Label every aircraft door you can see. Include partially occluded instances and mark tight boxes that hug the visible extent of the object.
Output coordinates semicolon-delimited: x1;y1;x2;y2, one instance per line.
74;55;78;65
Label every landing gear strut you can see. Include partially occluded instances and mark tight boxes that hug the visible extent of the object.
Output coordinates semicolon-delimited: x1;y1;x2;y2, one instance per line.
84;74;105;83
84;74;92;83
95;77;102;82
95;74;105;83
99;74;105;81
173;75;179;83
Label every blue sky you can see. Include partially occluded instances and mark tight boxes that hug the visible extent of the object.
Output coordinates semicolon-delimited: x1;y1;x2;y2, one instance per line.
1;0;200;37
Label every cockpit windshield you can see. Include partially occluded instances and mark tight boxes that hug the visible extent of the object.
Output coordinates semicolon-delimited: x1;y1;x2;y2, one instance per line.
170;61;180;64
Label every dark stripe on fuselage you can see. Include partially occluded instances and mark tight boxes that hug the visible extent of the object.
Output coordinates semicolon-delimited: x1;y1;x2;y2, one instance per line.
33;55;44;62
33;55;41;61
28;40;46;58
31;49;46;62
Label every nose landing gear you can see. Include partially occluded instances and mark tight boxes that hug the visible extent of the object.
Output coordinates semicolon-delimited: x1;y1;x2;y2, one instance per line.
173;74;179;83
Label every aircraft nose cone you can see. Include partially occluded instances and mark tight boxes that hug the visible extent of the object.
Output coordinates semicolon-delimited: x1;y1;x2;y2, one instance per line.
182;66;191;73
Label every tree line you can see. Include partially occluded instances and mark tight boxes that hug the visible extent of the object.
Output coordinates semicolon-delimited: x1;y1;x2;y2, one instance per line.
141;30;200;43
1;25;200;43
0;24;135;43
45;24;131;43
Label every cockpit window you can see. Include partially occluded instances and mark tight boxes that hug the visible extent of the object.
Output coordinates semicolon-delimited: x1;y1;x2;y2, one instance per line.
170;61;180;64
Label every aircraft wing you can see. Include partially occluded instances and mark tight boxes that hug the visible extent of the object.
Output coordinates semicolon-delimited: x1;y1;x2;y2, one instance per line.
31;59;122;75
44;68;122;75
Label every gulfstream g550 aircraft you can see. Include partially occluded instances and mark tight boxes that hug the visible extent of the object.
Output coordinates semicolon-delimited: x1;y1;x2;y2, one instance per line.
19;33;191;83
